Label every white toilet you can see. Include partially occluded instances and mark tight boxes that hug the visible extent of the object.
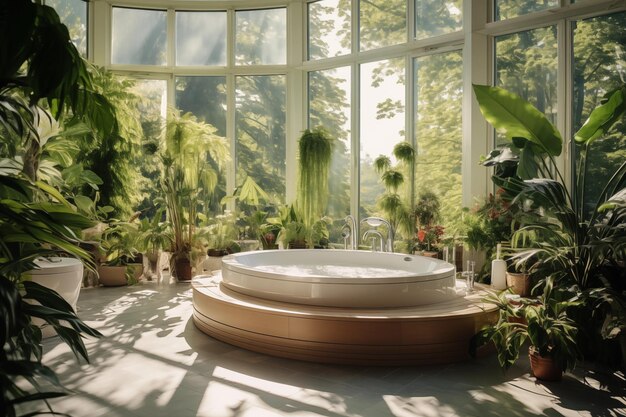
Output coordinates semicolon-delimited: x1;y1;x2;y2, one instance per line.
26;257;84;337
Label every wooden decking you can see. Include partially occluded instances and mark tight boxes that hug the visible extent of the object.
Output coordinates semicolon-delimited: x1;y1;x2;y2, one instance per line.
192;276;498;366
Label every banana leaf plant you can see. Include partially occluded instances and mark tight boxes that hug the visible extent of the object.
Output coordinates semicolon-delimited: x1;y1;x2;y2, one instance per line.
473;83;626;355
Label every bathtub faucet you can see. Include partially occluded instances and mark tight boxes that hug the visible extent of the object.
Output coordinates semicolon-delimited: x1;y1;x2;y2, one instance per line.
360;217;394;253
363;229;385;252
342;215;358;250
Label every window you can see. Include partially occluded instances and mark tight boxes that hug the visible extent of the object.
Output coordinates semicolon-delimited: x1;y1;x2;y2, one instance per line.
495;26;558;145
235;9;287;65
360;0;407;51
414;51;463;230
573;11;626;213
495;0;559;21
47;0;88;56
236;76;287;205
308;66;351;241
131;79;167;217
415;0;462;39
359;58;405;215
112;8;167;66
308;0;351;60
176;12;227;66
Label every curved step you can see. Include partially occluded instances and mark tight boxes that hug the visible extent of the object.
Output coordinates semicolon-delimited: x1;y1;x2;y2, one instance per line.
192;276;498;366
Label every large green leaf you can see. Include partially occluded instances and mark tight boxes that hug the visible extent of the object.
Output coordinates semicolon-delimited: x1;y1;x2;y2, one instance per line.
473;84;562;156
574;86;626;145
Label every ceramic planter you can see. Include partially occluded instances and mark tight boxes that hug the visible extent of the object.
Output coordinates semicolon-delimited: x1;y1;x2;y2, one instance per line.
529;347;562;381
98;265;128;287
506;272;531;296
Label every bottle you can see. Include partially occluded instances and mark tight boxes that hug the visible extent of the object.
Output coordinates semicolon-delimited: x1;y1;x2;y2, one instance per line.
491;243;507;290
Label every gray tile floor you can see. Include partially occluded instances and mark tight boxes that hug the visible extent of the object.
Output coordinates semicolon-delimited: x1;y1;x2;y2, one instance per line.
17;279;626;417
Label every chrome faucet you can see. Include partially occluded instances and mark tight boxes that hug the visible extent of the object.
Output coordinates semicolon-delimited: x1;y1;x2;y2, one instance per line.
363;229;384;252
343;215;357;250
360;217;394;252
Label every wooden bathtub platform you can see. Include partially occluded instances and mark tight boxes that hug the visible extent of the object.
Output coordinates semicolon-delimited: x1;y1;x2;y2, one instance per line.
192;275;498;366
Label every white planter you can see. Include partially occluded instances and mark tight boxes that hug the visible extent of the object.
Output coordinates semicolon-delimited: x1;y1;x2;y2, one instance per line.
26;257;84;337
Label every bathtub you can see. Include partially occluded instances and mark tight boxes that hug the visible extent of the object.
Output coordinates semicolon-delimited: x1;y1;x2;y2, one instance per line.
220;250;458;308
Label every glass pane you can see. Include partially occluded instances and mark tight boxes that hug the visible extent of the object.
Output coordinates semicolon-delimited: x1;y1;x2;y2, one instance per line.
236;76;286;205
360;0;406;51
308;66;351;245
573;12;626;214
112;7;166;66
46;0;87;56
495;26;557;145
176;76;228;213
495;0;559;21
415;0;462;39
131;79;167;218
308;0;351;60
176;12;227;66
414;51;463;233
359;58;405;218
236;9;286;65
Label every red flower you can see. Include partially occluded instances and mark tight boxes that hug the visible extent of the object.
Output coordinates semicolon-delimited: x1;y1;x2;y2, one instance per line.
417;229;426;242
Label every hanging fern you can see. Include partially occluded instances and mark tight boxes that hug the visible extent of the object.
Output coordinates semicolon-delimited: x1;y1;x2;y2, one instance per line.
393;141;416;165
297;128;334;226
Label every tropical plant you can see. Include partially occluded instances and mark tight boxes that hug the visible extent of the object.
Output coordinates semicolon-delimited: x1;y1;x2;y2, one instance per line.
373;141;416;242
137;208;171;256
207;212;240;255
275;205;309;248
297;128;334;227
0;172;102;416
413;191;445;252
470;278;582;374
473;83;626;360
1;3;109;413
161;109;229;276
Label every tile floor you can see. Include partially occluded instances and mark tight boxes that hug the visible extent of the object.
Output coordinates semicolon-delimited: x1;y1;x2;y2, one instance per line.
17;278;626;417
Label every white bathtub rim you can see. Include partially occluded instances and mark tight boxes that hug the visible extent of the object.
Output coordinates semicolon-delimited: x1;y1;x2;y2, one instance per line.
221;249;455;285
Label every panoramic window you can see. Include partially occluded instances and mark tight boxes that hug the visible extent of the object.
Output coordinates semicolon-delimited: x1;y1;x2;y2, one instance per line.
414;51;463;231
308;0;351;60
573;11;626;213
415;0;462;39
495;25;558;145
359;58;406;215
176;11;227;66
308;66;351;241
112;7;167;66
47;0;87;56
235;75;287;205
495;0;559;21
235;8;287;65
360;0;407;51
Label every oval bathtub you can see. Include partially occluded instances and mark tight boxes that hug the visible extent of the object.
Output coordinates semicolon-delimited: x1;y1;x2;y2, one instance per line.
220;250;458;308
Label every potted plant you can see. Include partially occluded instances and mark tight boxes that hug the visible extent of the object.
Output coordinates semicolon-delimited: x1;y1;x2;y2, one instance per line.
205;213;241;272
161;109;230;281
471;278;581;381
373;142;416;247
137;209;172;280
275;205;309;249
412;191;444;257
98;222;141;286
297;128;334;228
472;83;626;363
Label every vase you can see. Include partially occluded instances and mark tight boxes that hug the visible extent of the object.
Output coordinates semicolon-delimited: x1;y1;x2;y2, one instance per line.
529;347;562;381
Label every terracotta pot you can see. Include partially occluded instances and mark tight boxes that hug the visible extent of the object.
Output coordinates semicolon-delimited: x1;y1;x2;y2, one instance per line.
174;258;192;281
422;251;439;258
98;265;128;287
529;347;562;381
506;272;531;296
